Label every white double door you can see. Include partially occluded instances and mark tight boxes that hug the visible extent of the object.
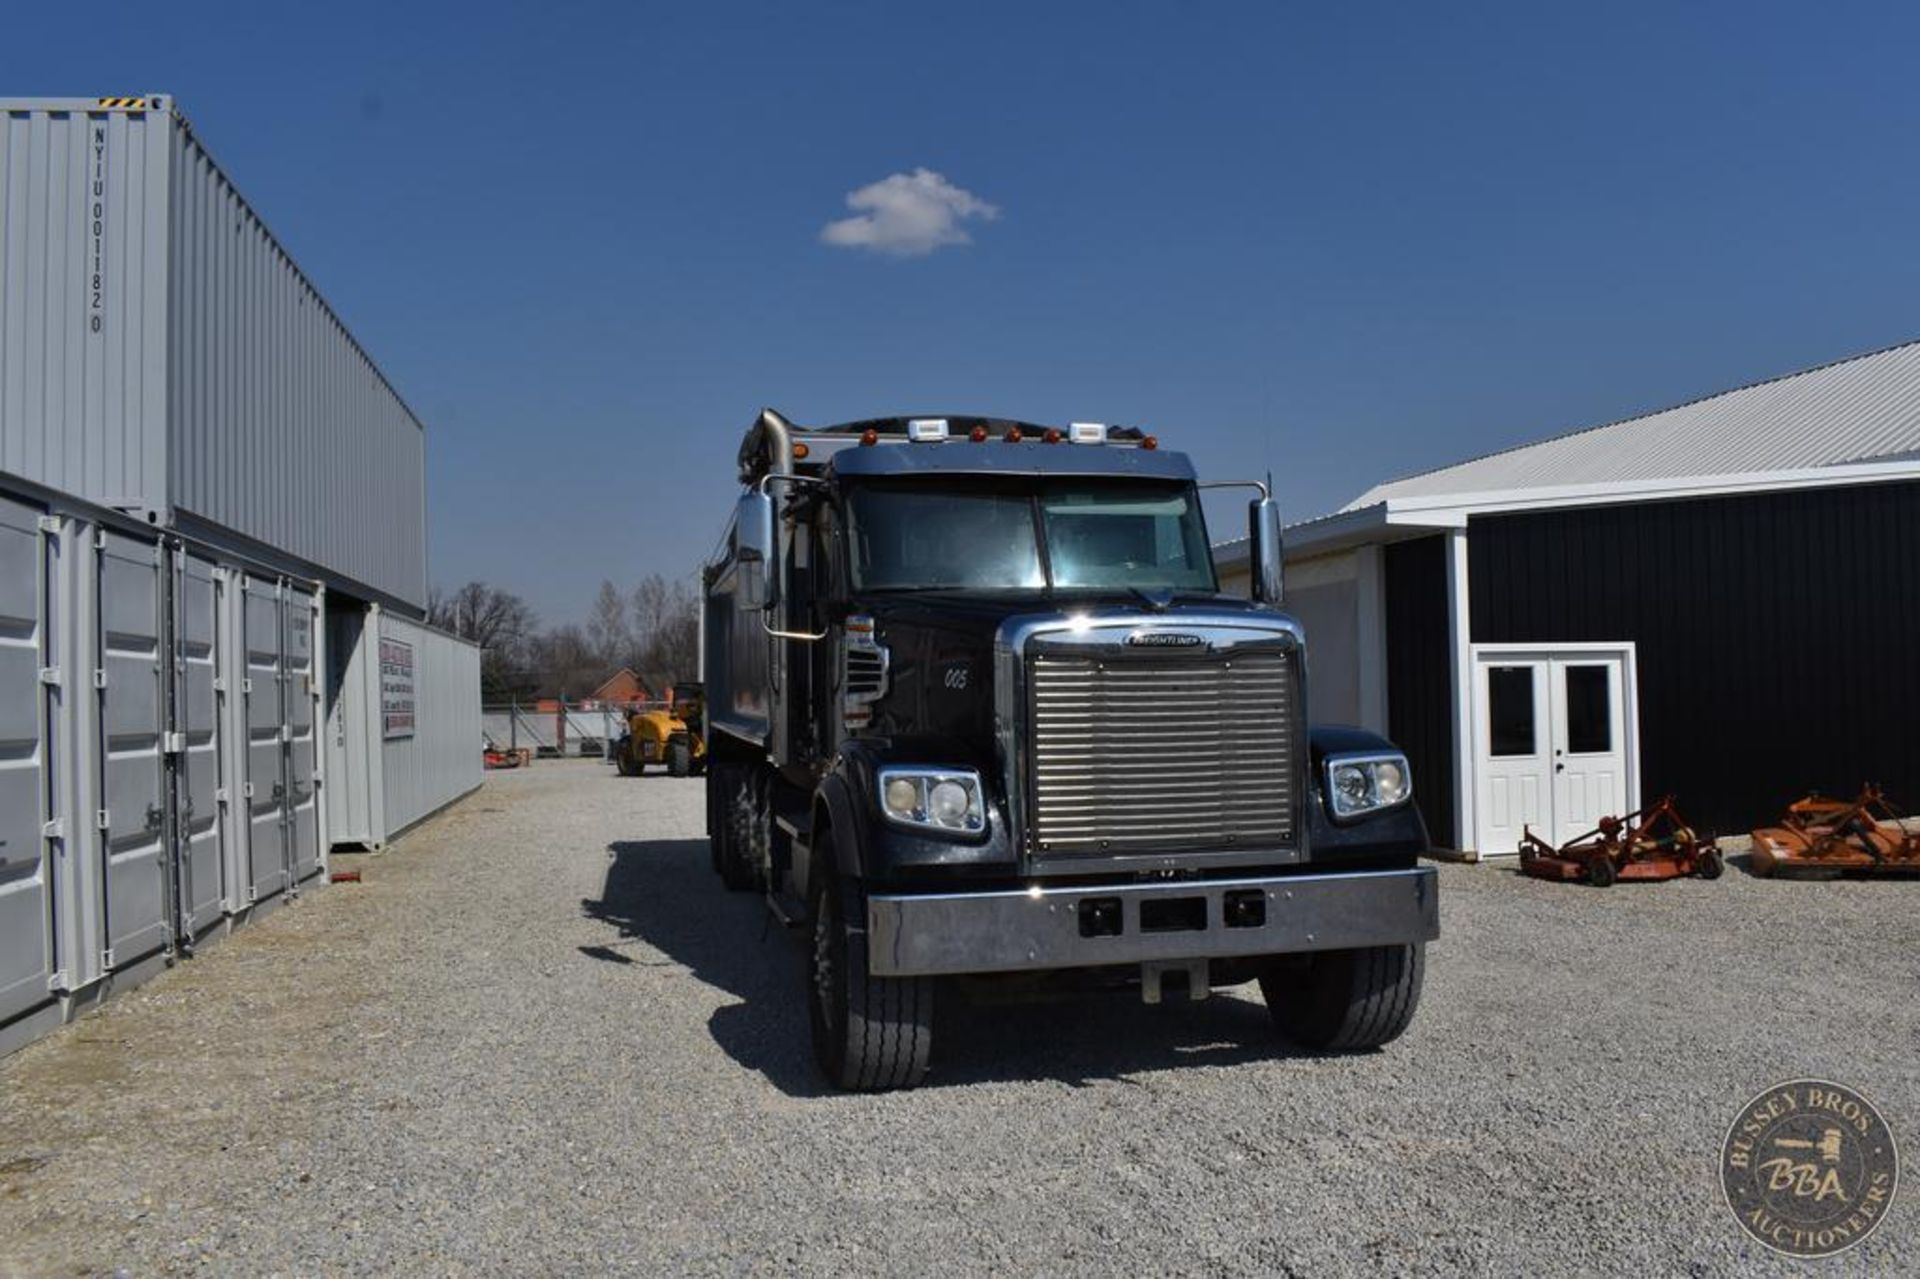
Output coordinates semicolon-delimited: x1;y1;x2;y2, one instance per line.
1473;646;1637;856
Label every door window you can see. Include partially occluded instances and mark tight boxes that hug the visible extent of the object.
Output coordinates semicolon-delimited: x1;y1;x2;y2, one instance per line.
1563;664;1612;754
1487;666;1536;757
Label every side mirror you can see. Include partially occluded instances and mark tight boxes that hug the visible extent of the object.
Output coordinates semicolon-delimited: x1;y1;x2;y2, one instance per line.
1248;496;1284;605
735;491;776;611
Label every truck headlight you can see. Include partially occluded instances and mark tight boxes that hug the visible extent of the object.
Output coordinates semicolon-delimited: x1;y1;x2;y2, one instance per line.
1324;753;1413;820
877;767;986;835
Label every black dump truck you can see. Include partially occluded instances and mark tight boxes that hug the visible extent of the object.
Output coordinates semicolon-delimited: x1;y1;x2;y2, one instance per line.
703;410;1438;1089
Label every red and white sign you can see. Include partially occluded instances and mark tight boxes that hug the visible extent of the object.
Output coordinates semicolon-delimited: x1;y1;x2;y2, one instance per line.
381;637;416;739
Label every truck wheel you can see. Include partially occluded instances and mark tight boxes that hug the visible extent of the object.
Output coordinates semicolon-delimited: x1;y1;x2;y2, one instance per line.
808;853;932;1091
712;766;758;893
666;738;691;777
615;745;638;777
1261;944;1424;1052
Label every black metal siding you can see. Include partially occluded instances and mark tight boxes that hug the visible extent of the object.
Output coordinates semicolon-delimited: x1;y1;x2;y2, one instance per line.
1468;480;1920;837
1384;535;1456;848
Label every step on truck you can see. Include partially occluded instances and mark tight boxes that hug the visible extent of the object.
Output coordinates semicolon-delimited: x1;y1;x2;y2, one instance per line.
703;411;1438;1090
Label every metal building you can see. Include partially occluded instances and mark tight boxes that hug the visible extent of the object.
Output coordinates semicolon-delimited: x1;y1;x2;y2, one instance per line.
1;96;478;1055
1218;338;1920;857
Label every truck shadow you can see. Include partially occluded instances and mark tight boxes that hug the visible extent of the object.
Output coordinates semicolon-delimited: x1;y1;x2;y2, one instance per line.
583;839;1305;1096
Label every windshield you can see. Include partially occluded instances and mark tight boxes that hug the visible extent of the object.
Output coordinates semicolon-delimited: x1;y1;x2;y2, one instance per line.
846;481;1216;593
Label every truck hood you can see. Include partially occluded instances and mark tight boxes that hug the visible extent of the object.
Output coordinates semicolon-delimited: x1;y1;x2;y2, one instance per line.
860;590;1272;643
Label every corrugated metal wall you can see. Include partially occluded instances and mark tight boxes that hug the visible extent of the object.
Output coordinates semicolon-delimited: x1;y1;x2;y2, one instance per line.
0;98;427;610
1384;535;1456;849
0;103;169;509
1468;481;1920;836
1290;579;1361;726
166;118;426;609
379;612;481;836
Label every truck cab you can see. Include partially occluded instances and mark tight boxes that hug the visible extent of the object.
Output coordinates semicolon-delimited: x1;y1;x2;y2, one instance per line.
704;410;1437;1089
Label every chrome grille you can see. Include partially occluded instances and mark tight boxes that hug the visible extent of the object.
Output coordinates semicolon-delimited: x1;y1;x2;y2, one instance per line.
1028;649;1297;855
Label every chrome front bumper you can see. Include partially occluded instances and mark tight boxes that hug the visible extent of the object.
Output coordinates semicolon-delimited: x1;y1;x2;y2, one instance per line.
865;867;1438;977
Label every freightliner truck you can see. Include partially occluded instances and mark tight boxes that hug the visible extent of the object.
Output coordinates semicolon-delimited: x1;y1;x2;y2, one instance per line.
703;410;1438;1090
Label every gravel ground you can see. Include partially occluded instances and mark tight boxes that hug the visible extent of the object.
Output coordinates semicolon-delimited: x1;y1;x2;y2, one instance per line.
1;759;1914;1276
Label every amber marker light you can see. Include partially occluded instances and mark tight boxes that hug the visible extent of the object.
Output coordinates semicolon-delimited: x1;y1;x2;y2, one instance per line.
1043;428;1063;444
860;428;879;446
1141;435;1158;450
1004;426;1023;443
792;441;810;460
969;425;988;442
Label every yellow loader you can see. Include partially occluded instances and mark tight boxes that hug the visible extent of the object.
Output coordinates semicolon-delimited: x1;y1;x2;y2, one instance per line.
613;683;706;777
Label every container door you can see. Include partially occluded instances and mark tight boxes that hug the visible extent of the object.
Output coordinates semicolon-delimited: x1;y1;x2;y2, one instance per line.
213;567;248;912
1548;657;1629;848
242;578;288;900
1473;658;1551;856
285;586;321;881
97;531;169;965
0;497;53;1021
173;552;225;933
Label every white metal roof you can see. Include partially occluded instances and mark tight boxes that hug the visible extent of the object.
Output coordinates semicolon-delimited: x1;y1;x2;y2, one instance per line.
1345;338;1920;510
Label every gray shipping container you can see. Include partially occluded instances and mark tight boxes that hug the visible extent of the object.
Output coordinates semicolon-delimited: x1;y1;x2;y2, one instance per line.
1;481;330;1054
325;609;481;847
0;95;426;610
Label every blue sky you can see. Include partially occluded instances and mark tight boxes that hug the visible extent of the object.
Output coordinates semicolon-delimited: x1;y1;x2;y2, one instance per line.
8;2;1919;622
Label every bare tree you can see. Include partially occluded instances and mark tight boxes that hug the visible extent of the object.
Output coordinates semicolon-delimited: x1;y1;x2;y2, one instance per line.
631;575;671;647
585;579;633;669
428;580;538;695
630;573;700;685
531;624;603;701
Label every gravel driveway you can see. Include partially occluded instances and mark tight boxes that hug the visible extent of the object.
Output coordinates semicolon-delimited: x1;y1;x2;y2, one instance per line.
1;760;1913;1275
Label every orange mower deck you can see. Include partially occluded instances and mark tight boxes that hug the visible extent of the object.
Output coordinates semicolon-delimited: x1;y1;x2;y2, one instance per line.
1518;796;1724;887
1749;786;1920;877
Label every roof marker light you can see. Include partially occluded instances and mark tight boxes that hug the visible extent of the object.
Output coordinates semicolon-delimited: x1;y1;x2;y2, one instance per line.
1042;428;1062;444
1004;426;1023;443
907;418;950;442
860;428;879;446
969;425;988;443
1141;434;1158;450
1069;422;1107;445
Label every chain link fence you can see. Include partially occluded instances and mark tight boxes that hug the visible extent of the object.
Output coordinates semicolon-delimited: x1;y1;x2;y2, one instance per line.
482;701;655;759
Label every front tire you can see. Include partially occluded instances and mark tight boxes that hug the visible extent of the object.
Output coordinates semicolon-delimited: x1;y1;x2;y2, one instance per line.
1261;944;1424;1051
615;743;638;777
808;849;933;1091
666;738;691;777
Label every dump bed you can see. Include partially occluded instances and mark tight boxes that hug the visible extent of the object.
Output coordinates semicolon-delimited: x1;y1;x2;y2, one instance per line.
702;526;771;749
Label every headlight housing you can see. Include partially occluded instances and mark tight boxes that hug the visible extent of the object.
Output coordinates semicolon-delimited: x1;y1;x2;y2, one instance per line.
1324;752;1413;821
876;767;986;836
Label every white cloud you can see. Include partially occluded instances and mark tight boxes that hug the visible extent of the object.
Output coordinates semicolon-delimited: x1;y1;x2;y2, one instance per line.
820;168;1000;258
